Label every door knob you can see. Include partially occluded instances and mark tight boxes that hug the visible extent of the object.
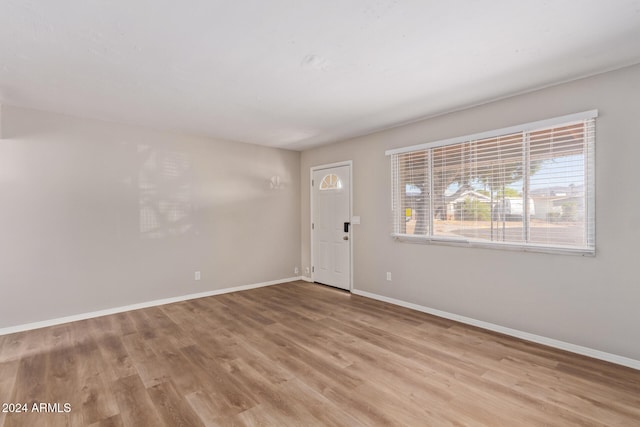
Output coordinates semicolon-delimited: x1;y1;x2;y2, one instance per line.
343;236;349;240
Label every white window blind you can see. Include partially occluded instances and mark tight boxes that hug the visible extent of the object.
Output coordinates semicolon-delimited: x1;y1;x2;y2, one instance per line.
388;111;596;255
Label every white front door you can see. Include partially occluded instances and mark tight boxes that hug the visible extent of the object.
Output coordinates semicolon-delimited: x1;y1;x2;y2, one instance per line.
312;164;351;290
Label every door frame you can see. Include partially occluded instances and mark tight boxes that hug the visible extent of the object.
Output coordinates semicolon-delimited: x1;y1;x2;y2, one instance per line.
310;160;353;291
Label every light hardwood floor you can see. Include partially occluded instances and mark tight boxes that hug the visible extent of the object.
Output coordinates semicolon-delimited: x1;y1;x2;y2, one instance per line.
1;281;639;426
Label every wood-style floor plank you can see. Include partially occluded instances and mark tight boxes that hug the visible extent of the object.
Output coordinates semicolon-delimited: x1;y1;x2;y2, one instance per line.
111;375;163;427
147;381;204;427
1;280;639;426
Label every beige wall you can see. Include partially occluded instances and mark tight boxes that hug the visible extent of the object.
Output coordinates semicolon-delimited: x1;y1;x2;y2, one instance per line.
0;106;300;328
301;63;640;360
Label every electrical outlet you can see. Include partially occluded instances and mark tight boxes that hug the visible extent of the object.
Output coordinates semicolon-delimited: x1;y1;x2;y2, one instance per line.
195;271;201;281
294;266;299;275
386;272;392;281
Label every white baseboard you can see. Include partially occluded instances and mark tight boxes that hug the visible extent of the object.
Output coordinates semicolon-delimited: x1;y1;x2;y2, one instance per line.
352;288;640;371
0;277;302;336
300;276;313;283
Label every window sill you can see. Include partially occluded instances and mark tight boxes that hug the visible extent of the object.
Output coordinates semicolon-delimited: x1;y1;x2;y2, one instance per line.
391;234;595;256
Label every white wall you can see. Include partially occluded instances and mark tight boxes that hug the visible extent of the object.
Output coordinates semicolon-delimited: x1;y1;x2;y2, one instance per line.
0;106;300;328
301;63;640;361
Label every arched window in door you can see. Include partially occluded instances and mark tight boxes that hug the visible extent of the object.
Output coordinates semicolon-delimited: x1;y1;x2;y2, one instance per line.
319;173;342;190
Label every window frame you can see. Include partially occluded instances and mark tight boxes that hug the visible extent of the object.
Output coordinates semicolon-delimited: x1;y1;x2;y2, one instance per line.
386;110;597;256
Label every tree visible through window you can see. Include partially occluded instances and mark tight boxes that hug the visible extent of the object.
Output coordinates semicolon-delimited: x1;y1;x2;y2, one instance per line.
389;112;596;254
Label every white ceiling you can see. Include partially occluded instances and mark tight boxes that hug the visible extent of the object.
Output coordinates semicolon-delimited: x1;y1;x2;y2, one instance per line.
1;1;640;150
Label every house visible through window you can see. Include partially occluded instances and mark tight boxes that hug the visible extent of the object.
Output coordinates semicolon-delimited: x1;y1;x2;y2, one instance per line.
387;111;596;254
320;173;343;190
